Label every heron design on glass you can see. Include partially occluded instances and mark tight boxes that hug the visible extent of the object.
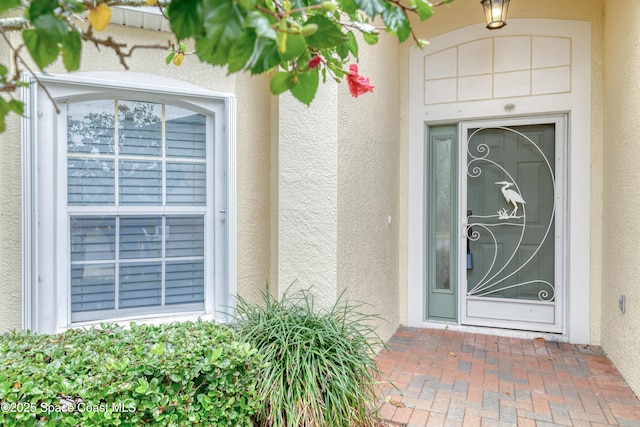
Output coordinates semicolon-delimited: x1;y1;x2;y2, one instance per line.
495;181;526;219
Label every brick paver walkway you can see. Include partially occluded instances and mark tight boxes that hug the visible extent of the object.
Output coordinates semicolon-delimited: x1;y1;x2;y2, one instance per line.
375;327;640;427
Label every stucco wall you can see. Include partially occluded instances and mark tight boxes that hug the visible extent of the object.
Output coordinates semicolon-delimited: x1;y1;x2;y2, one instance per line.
235;72;273;307
277;84;339;309
337;31;401;343
0;105;22;332
397;0;605;345
601;0;640;398
0;22;272;331
276;32;400;343
1;35;28;332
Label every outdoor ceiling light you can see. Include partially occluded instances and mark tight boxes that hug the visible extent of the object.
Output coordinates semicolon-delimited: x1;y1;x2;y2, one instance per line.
481;0;510;30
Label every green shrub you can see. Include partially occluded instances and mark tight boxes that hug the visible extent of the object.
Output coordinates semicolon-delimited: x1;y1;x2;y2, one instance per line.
234;288;384;427
0;320;265;427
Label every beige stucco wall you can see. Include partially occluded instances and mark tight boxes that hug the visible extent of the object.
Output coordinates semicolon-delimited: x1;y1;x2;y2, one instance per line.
397;0;606;345
0;99;22;332
276;31;400;343
0;23;273;331
235;71;273;307
337;31;401;343
277;83;339;309
601;0;640;398
1;35;29;332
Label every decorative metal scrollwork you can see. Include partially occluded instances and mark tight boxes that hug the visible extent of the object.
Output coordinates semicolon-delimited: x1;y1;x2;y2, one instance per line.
466;127;555;302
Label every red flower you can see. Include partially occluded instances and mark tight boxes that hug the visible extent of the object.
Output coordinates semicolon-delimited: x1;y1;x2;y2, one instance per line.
309;56;322;69
346;64;374;98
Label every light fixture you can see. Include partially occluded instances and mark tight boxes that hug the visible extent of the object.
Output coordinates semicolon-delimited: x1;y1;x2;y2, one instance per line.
481;0;510;30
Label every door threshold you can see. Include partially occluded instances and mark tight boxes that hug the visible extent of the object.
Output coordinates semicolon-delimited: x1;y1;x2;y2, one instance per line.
421;320;568;342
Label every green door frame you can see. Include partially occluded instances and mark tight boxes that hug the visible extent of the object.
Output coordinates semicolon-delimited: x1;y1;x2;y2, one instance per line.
425;124;458;321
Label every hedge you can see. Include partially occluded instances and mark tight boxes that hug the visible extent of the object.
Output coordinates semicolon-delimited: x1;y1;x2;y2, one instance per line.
0;320;265;427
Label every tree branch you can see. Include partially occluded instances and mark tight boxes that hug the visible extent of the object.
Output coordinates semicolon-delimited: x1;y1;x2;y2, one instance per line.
0;25;61;113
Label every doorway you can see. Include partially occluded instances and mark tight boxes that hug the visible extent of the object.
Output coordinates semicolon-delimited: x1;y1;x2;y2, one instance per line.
425;118;565;333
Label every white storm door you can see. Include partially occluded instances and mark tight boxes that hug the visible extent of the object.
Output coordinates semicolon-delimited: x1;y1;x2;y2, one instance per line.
460;118;565;333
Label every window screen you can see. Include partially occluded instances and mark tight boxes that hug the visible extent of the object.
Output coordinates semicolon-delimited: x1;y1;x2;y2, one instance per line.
67;100;208;322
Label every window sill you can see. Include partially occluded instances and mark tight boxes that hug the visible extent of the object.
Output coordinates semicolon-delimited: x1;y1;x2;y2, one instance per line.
61;312;224;333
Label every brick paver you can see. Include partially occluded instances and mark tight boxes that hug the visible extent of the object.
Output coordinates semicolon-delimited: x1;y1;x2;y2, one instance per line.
376;327;640;427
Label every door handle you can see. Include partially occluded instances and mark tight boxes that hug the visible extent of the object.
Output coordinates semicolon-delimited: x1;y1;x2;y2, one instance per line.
466;210;473;270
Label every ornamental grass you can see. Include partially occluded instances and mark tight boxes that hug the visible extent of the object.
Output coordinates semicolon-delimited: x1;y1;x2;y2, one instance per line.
234;287;385;427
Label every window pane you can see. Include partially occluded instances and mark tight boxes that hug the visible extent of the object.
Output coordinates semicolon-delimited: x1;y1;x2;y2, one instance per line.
64;98;214;323
119;262;161;308
119;160;162;205
434;137;452;290
166;216;205;258
71;264;115;313
70;216;116;261
118;101;162;157
166;162;206;206
120;217;162;259
68;158;115;205
166;261;204;305
67;100;115;155
166;106;206;158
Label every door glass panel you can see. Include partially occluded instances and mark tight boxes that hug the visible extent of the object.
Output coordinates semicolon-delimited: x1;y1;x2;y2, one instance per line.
434;137;452;290
466;125;555;302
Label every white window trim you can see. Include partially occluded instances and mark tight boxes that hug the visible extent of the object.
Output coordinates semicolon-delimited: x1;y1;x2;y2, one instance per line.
22;72;237;333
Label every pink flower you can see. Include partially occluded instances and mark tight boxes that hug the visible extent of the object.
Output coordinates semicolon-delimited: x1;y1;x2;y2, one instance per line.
346;64;374;98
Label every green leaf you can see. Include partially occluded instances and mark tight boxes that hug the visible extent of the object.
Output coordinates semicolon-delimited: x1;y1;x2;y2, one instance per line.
165;51;176;65
415;0;434;20
32;15;69;41
62;31;81;71
363;32;379;45
27;0;58;21
353;0;385;18
345;31;358;57
0;0;20;14
9;100;24;115
337;0;358;15
246;11;276;39
196;0;244;65
291;69;319;106
238;0;256;10
227;30;256;73
382;4;411;42
134;378;149;394
247;38;280;74
304;15;349;49
150;343;164;356
279;33;306;62
0;98;24;133
270;72;294;95
23;29;60;69
210;347;223;363
0;380;10;395
336;42;349;60
168;0;204;40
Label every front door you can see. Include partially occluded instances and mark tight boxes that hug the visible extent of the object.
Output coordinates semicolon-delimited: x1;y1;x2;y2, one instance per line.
425;118;564;333
461;120;563;332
